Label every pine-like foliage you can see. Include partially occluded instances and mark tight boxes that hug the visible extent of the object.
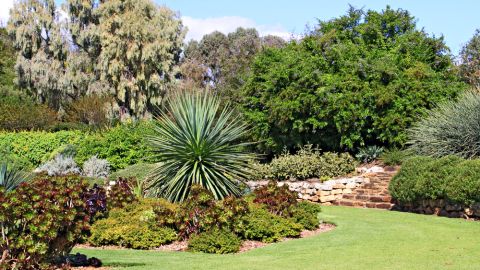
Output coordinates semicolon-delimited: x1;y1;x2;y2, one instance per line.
408;91;480;158
147;91;255;202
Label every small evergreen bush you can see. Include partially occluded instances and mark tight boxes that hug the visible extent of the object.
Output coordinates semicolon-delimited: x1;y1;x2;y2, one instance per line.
234;207;303;243
188;228;241;254
88;199;177;249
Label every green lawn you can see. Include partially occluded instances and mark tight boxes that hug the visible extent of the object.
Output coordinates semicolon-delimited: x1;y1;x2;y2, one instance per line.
76;206;480;270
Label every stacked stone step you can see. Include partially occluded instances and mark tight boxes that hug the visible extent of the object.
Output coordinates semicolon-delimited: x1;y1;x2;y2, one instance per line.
333;167;398;210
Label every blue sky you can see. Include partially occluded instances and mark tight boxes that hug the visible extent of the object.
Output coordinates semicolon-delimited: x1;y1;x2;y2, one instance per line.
1;0;478;55
157;0;479;55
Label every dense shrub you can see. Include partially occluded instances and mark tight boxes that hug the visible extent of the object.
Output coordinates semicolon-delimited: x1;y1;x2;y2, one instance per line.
389;156;480;205
234;207;303;243
88;199;177;249
0;121;154;171
380;148;412;166
188;228;241;254
75;121;155;170
252;145;356;181
408;91;480;159
253;181;298;216
241;7;466;156
0;130;82;168
290;201;322;230
0;175;94;269
64;94;117;128
107;178;138;209
0;95;58;131
174;185;223;239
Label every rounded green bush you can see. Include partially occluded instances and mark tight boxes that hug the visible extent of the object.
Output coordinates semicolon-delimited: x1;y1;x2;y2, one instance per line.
290;201;322;230
389;156;480;205
234;207;303;243
188;228;241;254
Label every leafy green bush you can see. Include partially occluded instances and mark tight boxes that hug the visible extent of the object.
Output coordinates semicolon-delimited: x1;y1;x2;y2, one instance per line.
75;121;155;170
0;130;82;168
0;95;58;131
380;148;412;166
188;228;241;254
0;121;154;171
389;156;480;205
88;199;177;249
252;145;356;181
241;7;466;155
0;175;93;269
356;146;384;163
290;201;322;230
408;91;480;159
234;207;303;243
147;91;255;202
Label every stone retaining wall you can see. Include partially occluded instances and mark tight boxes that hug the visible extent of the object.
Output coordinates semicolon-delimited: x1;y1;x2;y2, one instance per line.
247;175;368;203
393;200;480;220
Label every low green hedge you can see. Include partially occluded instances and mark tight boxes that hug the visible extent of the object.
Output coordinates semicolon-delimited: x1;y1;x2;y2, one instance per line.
0;121;155;171
389;156;480;206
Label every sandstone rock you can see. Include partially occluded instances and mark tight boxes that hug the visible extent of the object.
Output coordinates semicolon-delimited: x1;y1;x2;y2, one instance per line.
320;195;335;203
320;185;333;191
365;166;385;173
333;183;346;189
343;189;352;194
345;183;357;189
316;190;331;196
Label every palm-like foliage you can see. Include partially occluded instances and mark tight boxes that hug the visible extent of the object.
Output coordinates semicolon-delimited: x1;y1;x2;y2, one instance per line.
0;162;30;192
146;91;255;202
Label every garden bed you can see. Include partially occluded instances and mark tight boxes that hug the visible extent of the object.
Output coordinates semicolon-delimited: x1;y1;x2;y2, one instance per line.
76;223;335;253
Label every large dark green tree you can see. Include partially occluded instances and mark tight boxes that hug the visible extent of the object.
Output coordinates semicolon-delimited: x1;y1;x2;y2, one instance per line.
0;28;16;92
242;6;467;155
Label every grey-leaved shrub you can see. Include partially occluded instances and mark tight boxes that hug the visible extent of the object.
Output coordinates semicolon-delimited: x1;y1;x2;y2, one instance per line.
35;155;81;176
83;155;110;178
408;91;480;158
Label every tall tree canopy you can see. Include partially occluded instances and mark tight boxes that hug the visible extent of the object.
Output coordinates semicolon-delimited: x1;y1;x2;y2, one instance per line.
0;28;16;92
7;0;185;118
181;28;285;101
242;6;467;155
459;29;480;89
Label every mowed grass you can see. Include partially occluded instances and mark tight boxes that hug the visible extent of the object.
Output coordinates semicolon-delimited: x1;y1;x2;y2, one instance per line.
75;206;480;270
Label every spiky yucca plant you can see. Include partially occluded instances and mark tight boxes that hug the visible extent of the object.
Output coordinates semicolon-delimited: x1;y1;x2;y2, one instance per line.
408;90;480;158
0;162;30;192
146;91;255;202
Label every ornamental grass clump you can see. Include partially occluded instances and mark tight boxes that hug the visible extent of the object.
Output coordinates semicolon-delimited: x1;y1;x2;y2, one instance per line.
147;91;255;202
408;91;480;158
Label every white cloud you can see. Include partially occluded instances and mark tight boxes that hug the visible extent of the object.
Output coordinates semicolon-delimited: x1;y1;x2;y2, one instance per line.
182;16;297;41
0;0;14;26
